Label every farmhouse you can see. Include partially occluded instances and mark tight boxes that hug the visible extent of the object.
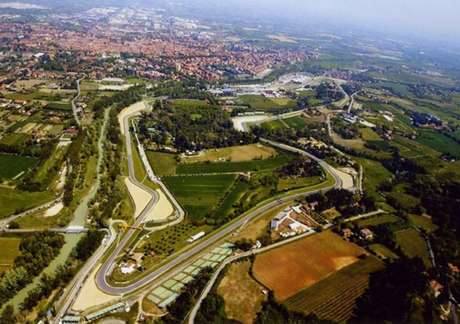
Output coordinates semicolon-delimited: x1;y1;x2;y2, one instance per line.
342;228;353;239
271;209;291;230
360;228;374;241
271;206;316;237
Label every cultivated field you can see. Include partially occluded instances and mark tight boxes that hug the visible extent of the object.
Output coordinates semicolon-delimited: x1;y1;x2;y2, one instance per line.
162;174;236;221
238;95;297;111
175;152;293;174
395;228;431;267
0;236;21;274
408;214;438;233
357;214;401;227
369;244;398;260
284;257;383;322
253;231;365;300
0;187;54;219
182;144;277;164
146;151;177;176
217;261;266;324
0;153;37;180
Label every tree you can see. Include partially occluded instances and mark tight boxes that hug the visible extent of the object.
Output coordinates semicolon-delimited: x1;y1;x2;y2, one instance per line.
352;257;428;323
0;305;15;324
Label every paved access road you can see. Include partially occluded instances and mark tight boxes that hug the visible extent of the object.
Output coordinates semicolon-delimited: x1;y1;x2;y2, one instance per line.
95;138;346;295
95;108;161;294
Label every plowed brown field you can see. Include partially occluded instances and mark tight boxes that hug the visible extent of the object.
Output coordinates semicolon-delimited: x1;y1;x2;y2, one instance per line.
253;231;365;300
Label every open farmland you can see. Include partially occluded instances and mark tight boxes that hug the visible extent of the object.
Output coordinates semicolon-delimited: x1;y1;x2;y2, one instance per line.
284;257;383;322
0;187;54;219
0;153;37;180
182;144;278;164
176;152;293;174
238;95;297;111
217;261;266;324
0;133;31;146
253;231;366;301
415;129;460;158
146;151;178;176
408;214;438;233
355;157;392;199
0;236;21;274
162;174;236;222
283;116;308;129
357;214;401;227
395;228;431;267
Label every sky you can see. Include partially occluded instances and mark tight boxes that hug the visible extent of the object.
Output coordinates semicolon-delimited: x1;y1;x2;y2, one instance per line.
184;0;460;45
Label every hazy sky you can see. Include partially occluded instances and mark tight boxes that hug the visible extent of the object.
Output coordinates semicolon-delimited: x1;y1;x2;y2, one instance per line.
189;0;460;44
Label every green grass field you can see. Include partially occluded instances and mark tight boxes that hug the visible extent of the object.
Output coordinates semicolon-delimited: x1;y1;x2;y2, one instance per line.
357;214;401;227
146;151;178;176
0;133;31;146
0;237;21;273
369;244;398;260
0;153;37;180
0;187;54;219
395;228;431;267
175;153;294;174
170;99;211;110
416;129;460;158
163;174;236;222
212;180;251;221
283;116;308;129
355;158;392;199
284;256;383;323
277;176;323;192
46;101;72;111
262;119;286;130
408;214;438;233
239;95;297;111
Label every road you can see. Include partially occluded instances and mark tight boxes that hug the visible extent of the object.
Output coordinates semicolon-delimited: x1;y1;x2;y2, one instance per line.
94;101;185;296
95;107;161;294
53;227;114;323
71;79;81;126
94;138;345;295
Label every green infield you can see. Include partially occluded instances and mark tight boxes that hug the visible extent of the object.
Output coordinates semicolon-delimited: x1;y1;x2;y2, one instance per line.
0;187;54;219
175;152;294;174
0;153;38;180
146;151;178;176
162;174;237;222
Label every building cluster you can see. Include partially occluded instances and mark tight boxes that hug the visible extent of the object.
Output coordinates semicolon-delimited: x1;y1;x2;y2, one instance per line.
270;203;323;238
0;6;314;83
341;227;374;241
